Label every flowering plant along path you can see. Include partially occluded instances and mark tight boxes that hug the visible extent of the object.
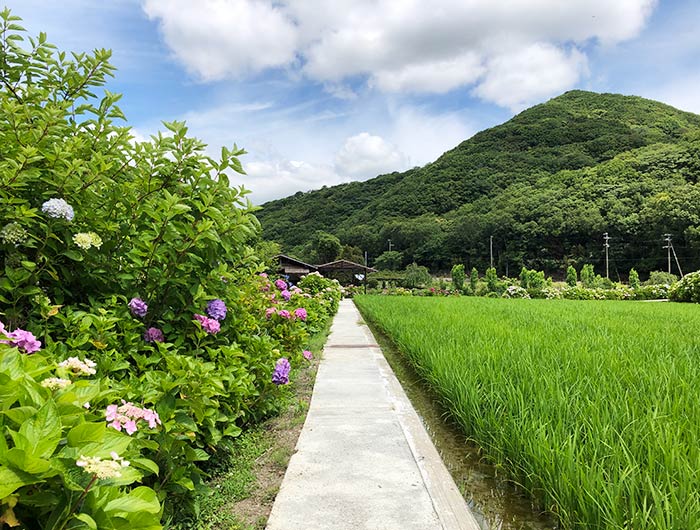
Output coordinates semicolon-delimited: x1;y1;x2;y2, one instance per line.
267;299;479;530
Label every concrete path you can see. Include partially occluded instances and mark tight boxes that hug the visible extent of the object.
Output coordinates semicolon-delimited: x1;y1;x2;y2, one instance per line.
266;299;480;530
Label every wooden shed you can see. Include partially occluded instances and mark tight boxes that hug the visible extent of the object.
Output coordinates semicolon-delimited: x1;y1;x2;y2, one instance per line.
273;254;318;283
316;259;377;285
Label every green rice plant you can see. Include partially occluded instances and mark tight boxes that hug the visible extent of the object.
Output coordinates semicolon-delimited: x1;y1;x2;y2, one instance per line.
355;295;700;529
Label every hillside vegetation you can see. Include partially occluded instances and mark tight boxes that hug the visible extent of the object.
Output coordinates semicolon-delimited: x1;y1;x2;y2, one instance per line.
257;91;700;276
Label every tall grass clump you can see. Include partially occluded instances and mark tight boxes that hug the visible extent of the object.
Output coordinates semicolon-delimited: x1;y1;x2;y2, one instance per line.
355;295;700;529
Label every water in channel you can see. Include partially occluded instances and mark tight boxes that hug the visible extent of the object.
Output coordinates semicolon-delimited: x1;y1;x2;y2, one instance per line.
369;323;559;530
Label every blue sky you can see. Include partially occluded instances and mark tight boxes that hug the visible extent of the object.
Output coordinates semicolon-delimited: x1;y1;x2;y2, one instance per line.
5;1;700;203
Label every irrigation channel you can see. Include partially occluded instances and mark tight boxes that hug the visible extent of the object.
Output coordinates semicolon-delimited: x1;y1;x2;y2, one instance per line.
364;317;558;530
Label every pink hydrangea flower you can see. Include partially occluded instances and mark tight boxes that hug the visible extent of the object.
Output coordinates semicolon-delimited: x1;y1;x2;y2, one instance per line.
259;272;268;278
303;350;313;361
277;310;291;319
275;279;287;290
194;314;220;334
265;307;276;319
106;400;161;435
281;290;291;301
294;308;308;321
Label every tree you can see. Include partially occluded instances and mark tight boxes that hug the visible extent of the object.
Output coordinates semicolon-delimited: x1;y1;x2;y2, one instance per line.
403;263;432;288
313;231;342;264
451;264;465;292
566;265;578;287
580;264;595;288
485;267;498;292
629;268;640;289
340;244;364;264
374;250;404;271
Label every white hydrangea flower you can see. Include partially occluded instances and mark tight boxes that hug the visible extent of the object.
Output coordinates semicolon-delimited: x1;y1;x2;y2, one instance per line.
72;232;102;250
58;356;97;375
0;222;28;245
41;377;72;390
76;453;130;479
41;198;74;221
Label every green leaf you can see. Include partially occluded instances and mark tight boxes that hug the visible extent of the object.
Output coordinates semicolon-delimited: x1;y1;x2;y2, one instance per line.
129;458;159;475
0;465;39;497
74;513;97;530
5;448;51;474
20;260;36;271
2;405;38;426
103;486;160;514
63;250;84;261
19;400;62;458
67;422;106;447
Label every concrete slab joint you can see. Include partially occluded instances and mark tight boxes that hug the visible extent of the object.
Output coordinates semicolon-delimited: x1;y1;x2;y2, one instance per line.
266;299;480;530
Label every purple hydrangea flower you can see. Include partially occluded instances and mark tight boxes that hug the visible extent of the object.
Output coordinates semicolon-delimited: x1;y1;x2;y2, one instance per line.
206;299;227;320
302;350;313;361
272;358;291;385
128;297;148;318
194;314;220;334
0;322;41;353
281;289;291;301
275;279;288;290
277;310;291;319
294;308;308;321
143;327;165;343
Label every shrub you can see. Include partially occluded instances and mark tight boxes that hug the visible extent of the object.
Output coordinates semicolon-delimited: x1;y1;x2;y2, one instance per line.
485;267;499;293
669;271;700;303
403;263;432;288
566;266;578;287
470;267;479;293
629;268;640;289
451;264;465;292
645;271;678;286
580;264;596;288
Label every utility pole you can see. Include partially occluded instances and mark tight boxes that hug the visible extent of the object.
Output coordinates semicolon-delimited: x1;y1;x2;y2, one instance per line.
663;234;672;274
387;239;393;252
603;232;611;279
489;235;493;269
662;234;684;277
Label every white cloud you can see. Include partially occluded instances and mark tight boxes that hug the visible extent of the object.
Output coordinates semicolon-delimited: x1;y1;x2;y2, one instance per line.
334;133;408;178
244;159;344;204
371;53;485;94
473;43;589;110
141;0;298;80
141;0;656;106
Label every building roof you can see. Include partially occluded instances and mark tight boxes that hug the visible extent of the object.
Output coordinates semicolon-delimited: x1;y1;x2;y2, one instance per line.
274;254;318;271
316;259;377;273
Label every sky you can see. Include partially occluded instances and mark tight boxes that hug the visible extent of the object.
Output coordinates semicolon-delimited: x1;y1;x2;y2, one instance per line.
4;0;700;203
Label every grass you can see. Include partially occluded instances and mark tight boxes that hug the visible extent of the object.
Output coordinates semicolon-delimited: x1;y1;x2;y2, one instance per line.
355;295;700;530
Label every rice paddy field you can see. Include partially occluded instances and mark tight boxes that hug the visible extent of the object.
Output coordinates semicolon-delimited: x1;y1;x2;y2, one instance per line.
354;295;700;530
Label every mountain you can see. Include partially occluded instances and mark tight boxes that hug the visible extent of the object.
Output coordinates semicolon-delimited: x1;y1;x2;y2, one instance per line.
256;91;700;276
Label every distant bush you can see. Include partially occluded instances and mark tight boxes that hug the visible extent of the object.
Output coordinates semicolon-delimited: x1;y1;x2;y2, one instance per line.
566;266;578;287
503;285;531;299
669;272;700;303
645;271;678;285
629;268;640;289
451;264;465;292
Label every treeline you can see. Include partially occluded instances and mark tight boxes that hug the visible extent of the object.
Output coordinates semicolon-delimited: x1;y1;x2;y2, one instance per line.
257;91;700;278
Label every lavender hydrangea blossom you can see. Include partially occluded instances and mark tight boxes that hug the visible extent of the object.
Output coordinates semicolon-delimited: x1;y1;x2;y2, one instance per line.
206;299;227;320
41;198;74;221
272;358;291;385
128;298;148;318
143;327;165;343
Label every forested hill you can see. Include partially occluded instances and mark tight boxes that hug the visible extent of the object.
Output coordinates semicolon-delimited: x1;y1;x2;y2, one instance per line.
256;91;700;276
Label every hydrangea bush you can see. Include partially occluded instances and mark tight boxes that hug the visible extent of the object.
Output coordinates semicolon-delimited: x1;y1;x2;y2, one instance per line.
0;13;341;528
